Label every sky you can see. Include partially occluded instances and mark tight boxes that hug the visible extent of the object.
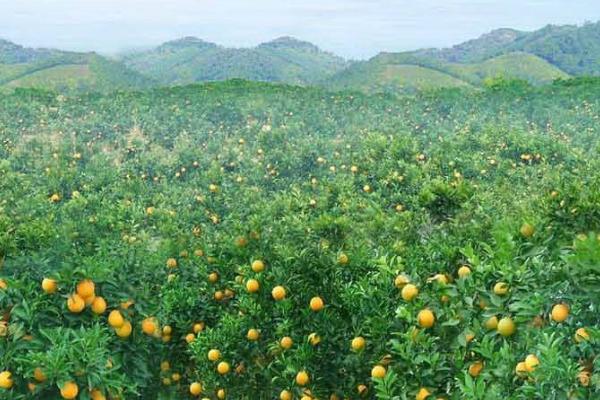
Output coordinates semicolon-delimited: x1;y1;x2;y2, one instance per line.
1;0;599;59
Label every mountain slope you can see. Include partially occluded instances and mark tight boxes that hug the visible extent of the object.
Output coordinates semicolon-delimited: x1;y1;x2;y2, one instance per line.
123;36;348;85
0;40;154;92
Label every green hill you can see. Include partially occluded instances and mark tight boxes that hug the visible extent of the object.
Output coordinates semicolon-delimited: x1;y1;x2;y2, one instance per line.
123;36;348;85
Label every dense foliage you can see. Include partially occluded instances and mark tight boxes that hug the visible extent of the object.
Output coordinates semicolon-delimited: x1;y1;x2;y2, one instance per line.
0;78;599;399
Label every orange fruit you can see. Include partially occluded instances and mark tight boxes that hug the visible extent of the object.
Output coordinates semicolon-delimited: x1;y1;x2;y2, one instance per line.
208;272;219;283
338;253;349;265
401;284;419;301
42;278;58;294
247;329;260;341
497;317;516;337
394;274;410;288
166;258;177;268
208;349;221;361
193;322;205;333
185;333;195;343
351;336;365;351
575;327;589;343
515;361;527;377
90;389;106;400
251;260;265;272
493;282;509;295
280;336;293;350
371;365;386;379
296;371;309;386
115;320;132;338
0;371;13;389
217;362;230;375
33;367;46;382
60;381;79;399
417;309;435;328
524;354;539;372
142;317;158;335
308;332;321;346
217;388;226;399
67;294;85;313
76;279;95;298
416;388;431;400
520;223;535;238
162;325;172;335
190;382;202;396
246;279;260;293
310;296;324;312
272;286;286;301
280;390;293;400
551;303;569;323
108;310;125;328
457;266;471;278
91;297;107;315
160;361;170;371
484;315;498;330
468;361;483;377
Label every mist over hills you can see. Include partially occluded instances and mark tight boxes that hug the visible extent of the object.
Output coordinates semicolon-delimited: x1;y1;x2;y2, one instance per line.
1;21;598;93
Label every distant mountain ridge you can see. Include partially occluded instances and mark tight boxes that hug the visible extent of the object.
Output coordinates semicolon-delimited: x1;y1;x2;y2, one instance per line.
1;21;599;93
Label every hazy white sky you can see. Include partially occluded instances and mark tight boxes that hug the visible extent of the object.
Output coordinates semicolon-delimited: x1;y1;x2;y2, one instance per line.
1;0;598;59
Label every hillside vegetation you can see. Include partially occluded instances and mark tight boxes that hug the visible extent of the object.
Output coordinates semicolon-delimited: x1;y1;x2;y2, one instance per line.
0;78;598;399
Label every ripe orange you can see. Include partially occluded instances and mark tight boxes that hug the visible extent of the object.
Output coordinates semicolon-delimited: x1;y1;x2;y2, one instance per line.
515;361;527;377
394;274;410;288
551;303;569;322
357;384;367;394
272;286;286;301
217;362;230;375
115;320;132;338
60;381;79;399
42;278;58;294
416;388;431;400
468;361;483;377
76;279;95;298
401;284;419;301
308;332;321;346
208;349;221;361
524;354;539;372
193;322;205;333
208;272;219;283
90;389;106;400
185;333;195;343
216;388;226;399
33;367;46;382
189;382;202;396
108;310;125;328
91;297;107;315
575;327;589;342
296;371;309;386
417;309;435;328
351;336;365;351
310;296;324;312
0;371;13;389
280;390;293;400
142;317;158;335
497;317;516;337
251;260;265;272
166;258;177;268
247;329;260;341
371;365;386;379
246;279;260;293
67;294;85;313
280;336;293;350
162;325;172;335
457;266;471;278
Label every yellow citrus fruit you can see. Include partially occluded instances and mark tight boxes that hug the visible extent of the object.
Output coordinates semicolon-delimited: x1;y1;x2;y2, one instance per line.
208;349;221;361
296;371;309;386
185;333;195;343
394;274;410;288
401;284;419;301
162;325;172;335
42;278;58;294
160;361;170;371
371;365;386;379
357;384;367;394
272;286;286;301
142;317;158;335
457;266;471;278
575;327;589;343
217;362;230;375
497;317;516;337
60;381;79;399
83;294;96;307
308;332;321;346
416;388;431;400
193;322;205;333
33;367;46;382
171;373;181;382
166;258;177;268
484;315;498;330
90;389;106;400
108;310;125;328
246;279;260;293
0;371;13;389
189;382;202;396
520;223;535;238
493;282;509;295
515;361;527;377
310;296;324;312
280;390;293;400
247;329;260;341
115;320;132;338
524;354;539;372
76;279;95;298
91;297;107;315
67;294;85;313
417;309;435;328
338;253;349;265
551;303;569;323
251;260;265;272
280;336;293;350
578;371;590;387
351;336;365;351
217;388;226;399
208;272;219;283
